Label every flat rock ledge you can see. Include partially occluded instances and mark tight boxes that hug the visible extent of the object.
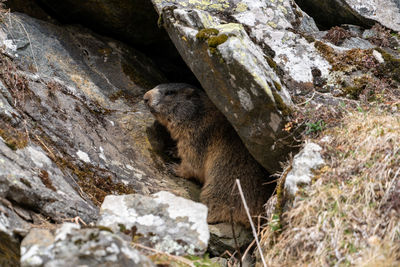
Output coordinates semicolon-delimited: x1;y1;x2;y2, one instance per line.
20;224;154;267
97;191;209;256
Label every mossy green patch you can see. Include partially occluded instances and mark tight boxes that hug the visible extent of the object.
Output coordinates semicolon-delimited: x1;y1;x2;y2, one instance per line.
314;41;336;65
315;41;378;73
83;225;113;233
207;34;228;48
375;48;400;82
273;80;282;91
342;86;363;99
267;57;278;72
196;28;228;55
303;34;316;43
196;28;219;40
157;13;164;28
272;91;291;116
20;178;32;188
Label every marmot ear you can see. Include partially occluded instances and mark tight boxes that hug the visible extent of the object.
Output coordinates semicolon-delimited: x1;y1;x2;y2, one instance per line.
183;87;196;96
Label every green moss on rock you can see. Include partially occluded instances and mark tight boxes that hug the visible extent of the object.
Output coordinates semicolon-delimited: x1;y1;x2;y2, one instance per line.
272;91;292;116
196;28;219;40
303;34;316;43
207;34;228;48
314;41;336;64
267;57;278;72
342;86;363;99
196;28;228;55
273;80;282;91
376;48;400;82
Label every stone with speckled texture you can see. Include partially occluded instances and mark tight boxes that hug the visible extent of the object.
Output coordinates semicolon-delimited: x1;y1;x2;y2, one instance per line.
152;0;305;173
20;224;154;267
285;142;324;195
97;192;209;256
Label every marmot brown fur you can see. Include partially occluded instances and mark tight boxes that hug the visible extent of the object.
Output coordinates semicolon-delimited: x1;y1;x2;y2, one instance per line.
143;83;274;226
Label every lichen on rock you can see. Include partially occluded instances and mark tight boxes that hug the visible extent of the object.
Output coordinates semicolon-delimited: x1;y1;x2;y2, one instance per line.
97;192;209;256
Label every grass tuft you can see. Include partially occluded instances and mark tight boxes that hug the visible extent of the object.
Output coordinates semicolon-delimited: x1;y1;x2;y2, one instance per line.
260;108;400;266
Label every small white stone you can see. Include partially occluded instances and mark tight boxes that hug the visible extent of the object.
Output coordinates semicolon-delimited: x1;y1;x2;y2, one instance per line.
373;50;384;64
99;146;107;161
121;246;141;264
320;135;332;143
285;142;324;195
125;164;134;170
4;40;17;51
76;150;91;163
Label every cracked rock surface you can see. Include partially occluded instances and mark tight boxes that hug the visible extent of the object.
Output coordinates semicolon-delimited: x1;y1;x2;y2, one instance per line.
98;191;209;256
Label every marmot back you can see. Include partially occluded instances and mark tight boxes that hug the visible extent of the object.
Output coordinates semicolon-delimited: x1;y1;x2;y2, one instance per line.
144;83;274;226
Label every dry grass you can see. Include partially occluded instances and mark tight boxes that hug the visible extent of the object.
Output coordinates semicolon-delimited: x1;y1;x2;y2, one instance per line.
260;108;400;266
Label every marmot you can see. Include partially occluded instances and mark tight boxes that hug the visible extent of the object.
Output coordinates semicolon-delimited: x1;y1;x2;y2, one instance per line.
143;83;274;226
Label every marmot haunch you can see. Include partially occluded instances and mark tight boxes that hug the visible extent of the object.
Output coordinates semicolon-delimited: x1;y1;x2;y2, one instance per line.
143;83;274;226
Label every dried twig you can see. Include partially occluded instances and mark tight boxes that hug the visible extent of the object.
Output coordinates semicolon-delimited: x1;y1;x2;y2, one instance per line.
131;242;195;267
241;239;255;262
296;90;316;106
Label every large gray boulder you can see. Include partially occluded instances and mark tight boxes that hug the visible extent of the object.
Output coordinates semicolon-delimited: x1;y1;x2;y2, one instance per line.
20;224;154;267
97;192;209;255
296;0;400;31
0;11;199;215
0;140;98;223
0;11;201;262
152;0;305;172
152;1;400;172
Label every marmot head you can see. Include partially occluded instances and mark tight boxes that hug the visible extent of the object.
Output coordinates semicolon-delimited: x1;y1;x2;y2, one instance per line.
143;83;203;128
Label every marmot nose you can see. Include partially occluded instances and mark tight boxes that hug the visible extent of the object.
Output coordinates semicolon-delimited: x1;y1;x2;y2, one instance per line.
143;91;152;105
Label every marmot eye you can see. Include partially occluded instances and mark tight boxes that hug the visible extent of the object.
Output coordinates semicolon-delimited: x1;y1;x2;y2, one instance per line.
165;90;176;96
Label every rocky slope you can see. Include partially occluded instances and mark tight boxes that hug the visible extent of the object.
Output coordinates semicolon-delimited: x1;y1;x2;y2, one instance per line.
0;0;399;266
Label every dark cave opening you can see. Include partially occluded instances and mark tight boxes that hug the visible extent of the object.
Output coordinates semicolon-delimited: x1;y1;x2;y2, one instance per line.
295;0;375;30
5;0;201;88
